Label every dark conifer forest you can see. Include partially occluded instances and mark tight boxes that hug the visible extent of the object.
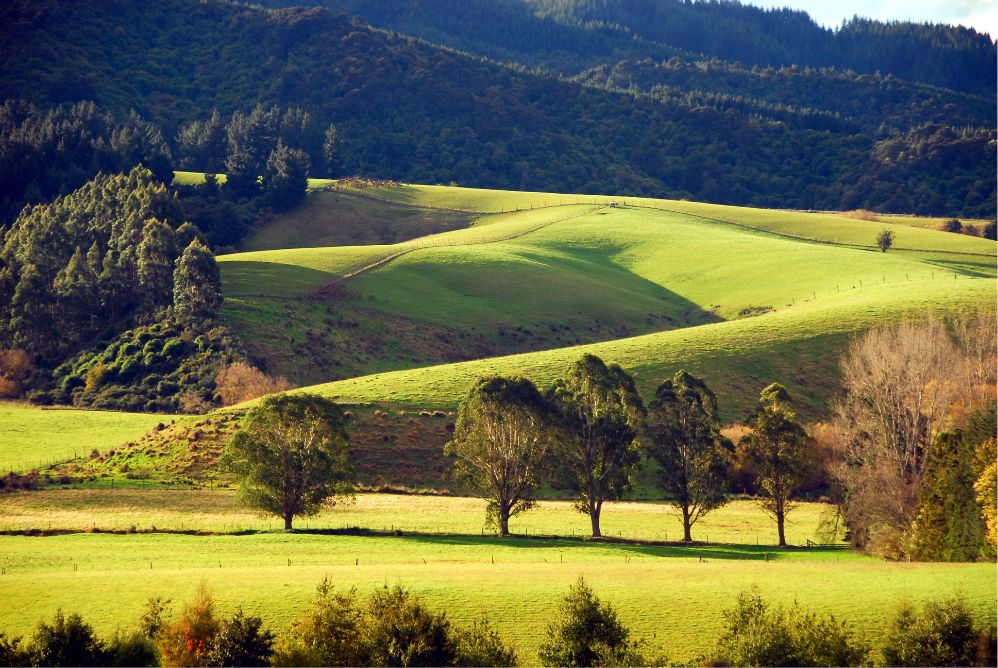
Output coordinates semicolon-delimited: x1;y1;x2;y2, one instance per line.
1;0;994;219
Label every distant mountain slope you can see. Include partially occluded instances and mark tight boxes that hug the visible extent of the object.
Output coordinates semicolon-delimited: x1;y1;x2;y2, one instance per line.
301;0;996;94
1;0;994;217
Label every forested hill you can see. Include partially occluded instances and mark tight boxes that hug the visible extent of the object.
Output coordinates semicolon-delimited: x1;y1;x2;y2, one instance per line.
294;0;996;95
1;0;995;217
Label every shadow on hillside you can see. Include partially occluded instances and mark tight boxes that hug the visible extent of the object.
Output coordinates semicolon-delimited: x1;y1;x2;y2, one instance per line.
219;261;334;298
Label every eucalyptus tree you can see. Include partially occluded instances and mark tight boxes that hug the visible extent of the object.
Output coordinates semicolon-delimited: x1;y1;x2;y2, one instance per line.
225;393;352;531
647;370;731;542
547;354;644;538
741;383;811;547
446;375;554;536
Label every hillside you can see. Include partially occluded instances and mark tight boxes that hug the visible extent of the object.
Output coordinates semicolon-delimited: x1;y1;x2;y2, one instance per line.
217;182;995;420
1;0;994;217
291;0;997;94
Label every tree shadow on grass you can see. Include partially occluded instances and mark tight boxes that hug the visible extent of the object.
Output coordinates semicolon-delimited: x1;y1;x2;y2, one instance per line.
294;527;850;561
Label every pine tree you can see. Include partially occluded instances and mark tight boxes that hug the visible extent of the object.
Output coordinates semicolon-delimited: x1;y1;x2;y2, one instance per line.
137;218;177;311
322;124;341;177
265;140;310;211
173;239;222;323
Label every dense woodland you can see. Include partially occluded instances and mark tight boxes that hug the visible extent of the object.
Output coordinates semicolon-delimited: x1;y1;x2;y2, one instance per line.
1;0;994;217
295;0;997;94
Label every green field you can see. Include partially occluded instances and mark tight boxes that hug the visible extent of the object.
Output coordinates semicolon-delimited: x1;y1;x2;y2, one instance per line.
213;184;994;416
0;404;184;474
0;529;992;662
0;490;840;545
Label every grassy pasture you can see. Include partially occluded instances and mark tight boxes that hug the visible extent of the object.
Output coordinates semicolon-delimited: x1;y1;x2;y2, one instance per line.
333;182;995;258
0;490;839;545
0;403;181;474
295;278;993;416
0;530;992;662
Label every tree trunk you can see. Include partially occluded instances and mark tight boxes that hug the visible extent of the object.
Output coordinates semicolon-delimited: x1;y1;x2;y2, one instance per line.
776;501;786;547
498;505;510;537
682;504;693;542
590;503;602;538
284;514;293;531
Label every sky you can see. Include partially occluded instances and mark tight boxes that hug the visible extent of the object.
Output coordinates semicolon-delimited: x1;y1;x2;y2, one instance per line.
746;0;997;37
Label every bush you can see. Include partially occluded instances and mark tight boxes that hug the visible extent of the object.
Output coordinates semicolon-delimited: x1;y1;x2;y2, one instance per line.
214;361;292;406
538;577;655;667
712;589;869;667
27;610;107;667
940;218;962;233
453;619;518;667
156;584;221;667
0;633;27;667
205;609;274;667
880;596;996;667
271;580;366;667
364;585;457;667
106;631;158;667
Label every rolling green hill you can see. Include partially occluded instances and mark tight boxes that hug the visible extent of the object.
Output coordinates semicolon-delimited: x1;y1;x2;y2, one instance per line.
213;183;995;419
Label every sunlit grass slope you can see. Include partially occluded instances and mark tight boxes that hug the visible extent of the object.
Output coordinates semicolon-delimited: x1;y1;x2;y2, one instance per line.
0;404;185;473
214;183;993;409
340;182;995;273
297;278;993;417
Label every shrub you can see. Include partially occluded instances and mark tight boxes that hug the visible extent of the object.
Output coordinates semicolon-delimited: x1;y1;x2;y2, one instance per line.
214;361;293;406
712;589;869;667
364;585;457;667
161;338;185;358
156;584;221;667
538;577;654;667
204;609;274;667
0;348;33;398
271;579;366;667
453;619;518;667
106;631;158;667
880;596;996;667
0;632;27;667
27;610;107;667
940;218;962;233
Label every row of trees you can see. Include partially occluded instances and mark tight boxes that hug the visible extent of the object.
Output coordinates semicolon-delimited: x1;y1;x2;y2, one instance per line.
447;355;811;544
1;578;993;667
176;104;341;210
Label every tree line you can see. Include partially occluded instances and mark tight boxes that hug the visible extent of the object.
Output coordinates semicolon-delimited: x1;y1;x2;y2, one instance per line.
2;0;994;218
0;577;993;667
223;311;996;563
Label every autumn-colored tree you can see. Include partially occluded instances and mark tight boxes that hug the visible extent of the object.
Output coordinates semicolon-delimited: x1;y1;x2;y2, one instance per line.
446;376;554;536
156;584;221;667
546;355;644;538
741;383;811;547
647;371;732;542
215;362;293;406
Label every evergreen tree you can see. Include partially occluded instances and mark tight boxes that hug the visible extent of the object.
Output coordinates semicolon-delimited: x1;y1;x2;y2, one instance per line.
647;370;732;542
177;110;227;172
741;383;812;547
323;124;341;177
546;354;644;538
173;239;222;323
912;430;987;561
264;140;310;211
137;218;177;311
